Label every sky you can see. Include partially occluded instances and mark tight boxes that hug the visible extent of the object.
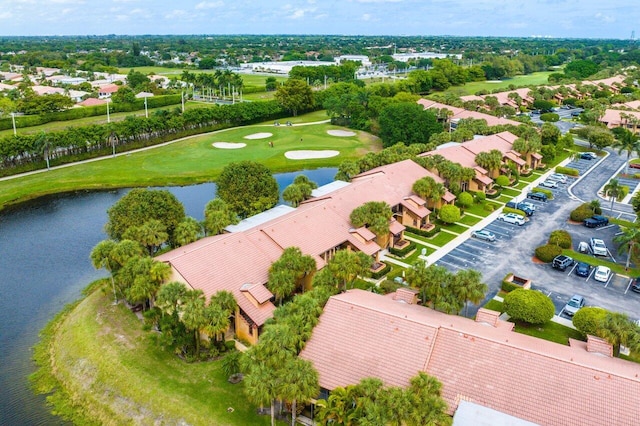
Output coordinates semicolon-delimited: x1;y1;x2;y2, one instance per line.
0;0;638;39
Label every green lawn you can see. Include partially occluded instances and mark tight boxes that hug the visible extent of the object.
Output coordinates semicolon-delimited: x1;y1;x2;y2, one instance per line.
458;214;482;226
514;181;529;190
425;231;458;247
0;112;380;211
501;188;520;197
482;299;504;313
464;202;498;217
398;244;434;265
513;321;584;346
34;283;277;425
441;72;554;96
436;221;467;234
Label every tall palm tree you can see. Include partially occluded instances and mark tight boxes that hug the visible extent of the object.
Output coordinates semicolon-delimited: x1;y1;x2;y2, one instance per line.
613;225;640;270
405;372;450;426
603;178;626;214
452;269;488;317
174;217;202;247
475;149;503;178
281;358;319;426
181;289;207;356
243;363;279;424
612;127;640;169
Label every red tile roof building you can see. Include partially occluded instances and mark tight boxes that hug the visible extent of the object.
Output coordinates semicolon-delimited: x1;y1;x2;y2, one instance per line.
300;289;640;426
600;109;640;134
157;160;452;343
417;99;522;127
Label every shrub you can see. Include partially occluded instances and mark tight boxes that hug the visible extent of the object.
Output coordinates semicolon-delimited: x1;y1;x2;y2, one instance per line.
502;207;526;217
533;187;553;199
371;263;392;280
388;242;416;257
548;230;572;249
495;175;510;187
570;203;595;222
439;204;461;224
572;307;608;337
406;225;440;238
504;288;555;325
555;166;579;177
534;244;563;263
473;191;486;203
486;188;502;199
379;279;402;294
540;113;560;122
483;203;495;212
457;192;474;209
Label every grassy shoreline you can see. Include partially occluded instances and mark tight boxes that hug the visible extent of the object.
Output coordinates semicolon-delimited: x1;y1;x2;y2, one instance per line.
31;281;276;425
0;110;382;212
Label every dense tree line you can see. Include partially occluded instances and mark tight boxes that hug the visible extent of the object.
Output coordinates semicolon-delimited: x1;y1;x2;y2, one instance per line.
0;99;286;175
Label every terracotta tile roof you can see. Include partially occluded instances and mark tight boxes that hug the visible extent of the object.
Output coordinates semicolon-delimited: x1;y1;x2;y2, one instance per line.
505;151;526;166
98;84;120;94
156;232;279;326
300;289;640;426
352;226;376;241
532;152;543;160
400;199;430;218
442;191;456;203
600;109;640;128
78;98;107;107
389;219;405;235
240;282;274;305
405;194;426;205
474;170;493;186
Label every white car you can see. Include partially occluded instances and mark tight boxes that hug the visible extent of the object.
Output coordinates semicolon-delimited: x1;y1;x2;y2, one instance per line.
550;173;567;184
497;213;525;226
540;179;558;189
593;266;611;283
589;238;608;256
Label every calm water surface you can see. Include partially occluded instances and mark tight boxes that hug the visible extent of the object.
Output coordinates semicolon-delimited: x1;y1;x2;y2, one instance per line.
0;168;336;426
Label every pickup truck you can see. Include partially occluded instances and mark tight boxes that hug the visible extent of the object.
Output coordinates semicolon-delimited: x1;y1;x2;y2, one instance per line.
583;215;609;228
505;201;534;216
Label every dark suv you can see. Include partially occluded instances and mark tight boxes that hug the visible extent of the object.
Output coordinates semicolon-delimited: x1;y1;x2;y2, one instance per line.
552;255;574;271
583;215;609;228
527;192;548;202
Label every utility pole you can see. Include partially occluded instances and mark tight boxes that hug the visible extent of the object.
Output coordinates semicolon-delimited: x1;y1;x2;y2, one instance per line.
144;96;148;118
11;112;16;136
106;99;110;123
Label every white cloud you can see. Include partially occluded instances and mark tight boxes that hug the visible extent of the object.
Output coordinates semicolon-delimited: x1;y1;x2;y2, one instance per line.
0;11;13;19
195;1;224;9
362;13;371;21
594;12;615;23
165;9;188;19
287;7;316;19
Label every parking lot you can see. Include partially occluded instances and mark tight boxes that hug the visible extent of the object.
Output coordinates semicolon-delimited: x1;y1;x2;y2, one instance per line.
435;160;640;321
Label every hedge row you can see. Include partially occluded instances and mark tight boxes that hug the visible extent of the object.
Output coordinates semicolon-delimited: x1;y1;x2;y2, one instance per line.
570;203;601;222
555;166;579;176
534;244;563;263
502;206;526;217
549;230;572;249
486;189;502;199
533;187;554;200
388;241;417;257
406;225;441;238
501;274;524;293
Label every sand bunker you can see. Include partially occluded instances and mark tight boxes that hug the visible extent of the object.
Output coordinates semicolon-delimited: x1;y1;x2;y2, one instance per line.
244;132;272;140
327;130;356;137
285;150;339;160
212;142;246;149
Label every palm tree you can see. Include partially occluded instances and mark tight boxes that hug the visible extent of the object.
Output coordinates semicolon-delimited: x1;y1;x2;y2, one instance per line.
281;358;319;426
614;225;640;270
174;217;202;247
315;386;357;425
243;363;279;424
611;127;640;169
452;269;488;317
475;149;503;178
328;250;372;291
597;312;638;357
405;372;450;426
203;198;238;236
603;178;626;214
180;289;207;356
412;176;446;209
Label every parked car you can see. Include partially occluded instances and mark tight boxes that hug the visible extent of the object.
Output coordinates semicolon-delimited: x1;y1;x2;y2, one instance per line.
575;262;591;277
630;162;640;170
563;295;585;316
580;152;597;160
552;255;574;271
527;192;548;202
518;201;537;212
594;265;612;283
589;238;608;256
505;201;534;216
540;180;558;189
631;278;640;293
497;213;525;226
571;110;582;117
549;173;567;184
471;229;496;242
583;215;609;228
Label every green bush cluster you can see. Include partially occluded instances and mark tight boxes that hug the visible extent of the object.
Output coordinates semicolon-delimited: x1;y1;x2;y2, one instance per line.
483;203;496;212
473;191;486;203
540;113;560;122
502;207;526;217
534;244;563;262
388;241;416;257
406;225;441;238
570;203;597;222
504;288;555;325
572;307;608;337
456;192;474;209
555;166;579;176
548;230;572;249
495;175;511;187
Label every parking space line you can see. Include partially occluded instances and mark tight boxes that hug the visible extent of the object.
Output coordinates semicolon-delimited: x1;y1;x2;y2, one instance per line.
444;252;475;264
604;275;613;288
567;264;577;276
435;259;462;270
451;247;485;259
585;269;594;282
625;279;632;295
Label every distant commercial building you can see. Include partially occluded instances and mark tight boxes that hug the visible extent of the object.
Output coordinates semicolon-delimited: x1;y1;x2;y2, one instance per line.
392;52;462;62
334;55;371;66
